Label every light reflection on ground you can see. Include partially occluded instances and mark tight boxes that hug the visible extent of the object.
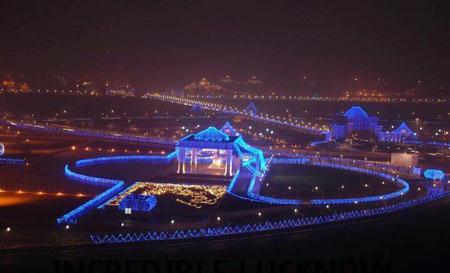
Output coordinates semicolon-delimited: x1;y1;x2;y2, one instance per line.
0;190;89;207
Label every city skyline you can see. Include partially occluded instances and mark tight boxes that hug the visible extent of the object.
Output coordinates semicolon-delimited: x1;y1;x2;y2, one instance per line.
0;0;449;92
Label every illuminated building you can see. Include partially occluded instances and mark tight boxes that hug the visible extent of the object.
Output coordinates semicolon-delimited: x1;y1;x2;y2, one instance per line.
184;78;223;96
176;123;266;176
378;122;418;143
331;106;382;140
331;107;420;143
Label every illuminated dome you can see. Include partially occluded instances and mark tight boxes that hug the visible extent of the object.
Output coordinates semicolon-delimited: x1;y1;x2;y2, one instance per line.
0;143;4;156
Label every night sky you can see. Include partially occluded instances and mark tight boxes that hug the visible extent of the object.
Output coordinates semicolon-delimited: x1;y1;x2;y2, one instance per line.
0;0;449;92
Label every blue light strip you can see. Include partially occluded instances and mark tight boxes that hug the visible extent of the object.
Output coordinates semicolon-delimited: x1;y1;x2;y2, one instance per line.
76;152;176;168
241;156;410;205
64;164;122;186
150;95;327;135
309;162;409;205
404;140;450;147
248;193;302;205
89;190;449;245
0;157;25;165
57;152;177;224
234;137;267;171
226;169;241;192
57;165;125;224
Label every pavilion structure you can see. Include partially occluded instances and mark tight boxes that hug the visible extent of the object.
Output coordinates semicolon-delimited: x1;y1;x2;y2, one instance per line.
176;123;266;176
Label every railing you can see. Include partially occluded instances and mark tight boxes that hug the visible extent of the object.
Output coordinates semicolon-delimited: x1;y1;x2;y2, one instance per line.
90;190;448;244
75;152;176;168
0;157;25;165
57;165;125;224
238;155;411;205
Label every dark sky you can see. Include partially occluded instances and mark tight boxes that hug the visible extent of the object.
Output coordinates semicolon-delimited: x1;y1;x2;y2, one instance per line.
0;0;449;91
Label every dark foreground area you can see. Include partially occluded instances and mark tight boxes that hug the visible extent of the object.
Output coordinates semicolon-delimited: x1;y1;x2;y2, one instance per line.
1;197;450;273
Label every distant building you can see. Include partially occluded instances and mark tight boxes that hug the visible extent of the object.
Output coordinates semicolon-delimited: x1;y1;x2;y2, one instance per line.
378;122;418;143
184;78;223;97
330;106;381;140
331;106;419;143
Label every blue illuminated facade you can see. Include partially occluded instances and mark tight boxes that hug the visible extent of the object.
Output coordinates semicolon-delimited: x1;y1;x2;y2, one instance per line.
331;106;382;140
330;106;420;144
378;122;418;143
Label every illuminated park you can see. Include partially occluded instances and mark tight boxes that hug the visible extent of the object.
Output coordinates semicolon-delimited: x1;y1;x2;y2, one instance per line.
1;93;449;251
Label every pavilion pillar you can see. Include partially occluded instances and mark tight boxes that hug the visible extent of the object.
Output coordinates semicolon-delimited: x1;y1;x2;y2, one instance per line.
191;148;198;172
182;147;186;174
227;149;233;176
223;150;228;176
193;148;198;164
177;147;181;174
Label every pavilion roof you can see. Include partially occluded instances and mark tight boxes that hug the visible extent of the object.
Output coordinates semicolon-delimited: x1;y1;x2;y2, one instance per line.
221;121;239;136
392;122;415;135
344;106;369;119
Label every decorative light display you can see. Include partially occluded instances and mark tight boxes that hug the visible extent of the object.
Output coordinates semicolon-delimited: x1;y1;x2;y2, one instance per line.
108;182;226;209
149;94;326;136
90;190;449;245
193;127;230;142
0;143;4;156
58;152;179;224
75;152;176;168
